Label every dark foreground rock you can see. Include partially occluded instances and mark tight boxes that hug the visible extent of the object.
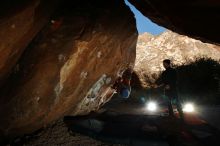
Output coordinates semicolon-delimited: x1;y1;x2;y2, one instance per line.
129;0;220;44
0;0;137;140
10;120;125;146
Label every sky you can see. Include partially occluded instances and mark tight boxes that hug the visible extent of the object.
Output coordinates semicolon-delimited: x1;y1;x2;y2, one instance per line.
125;0;166;35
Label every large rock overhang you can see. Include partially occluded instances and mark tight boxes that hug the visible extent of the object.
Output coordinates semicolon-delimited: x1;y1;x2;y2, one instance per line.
129;0;220;45
0;0;137;140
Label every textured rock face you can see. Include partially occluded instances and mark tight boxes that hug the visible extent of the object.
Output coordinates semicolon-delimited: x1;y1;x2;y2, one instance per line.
0;0;137;138
129;0;220;44
135;31;220;84
0;0;58;87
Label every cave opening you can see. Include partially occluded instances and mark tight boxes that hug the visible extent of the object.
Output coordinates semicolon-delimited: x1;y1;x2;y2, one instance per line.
123;0;220;110
85;1;220;146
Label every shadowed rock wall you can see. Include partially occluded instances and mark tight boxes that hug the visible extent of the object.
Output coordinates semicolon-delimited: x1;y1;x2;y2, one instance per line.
0;0;137;139
0;0;59;87
129;0;220;44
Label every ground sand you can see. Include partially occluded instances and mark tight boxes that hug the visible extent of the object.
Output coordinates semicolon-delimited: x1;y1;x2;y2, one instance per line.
12;119;125;146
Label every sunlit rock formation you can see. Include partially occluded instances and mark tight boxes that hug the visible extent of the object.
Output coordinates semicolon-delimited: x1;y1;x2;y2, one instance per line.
0;0;137;139
135;31;220;85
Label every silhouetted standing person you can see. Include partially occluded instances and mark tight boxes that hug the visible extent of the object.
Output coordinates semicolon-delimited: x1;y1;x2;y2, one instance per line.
157;59;184;120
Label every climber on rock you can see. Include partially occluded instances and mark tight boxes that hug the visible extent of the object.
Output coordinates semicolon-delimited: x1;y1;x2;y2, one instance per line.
112;68;132;99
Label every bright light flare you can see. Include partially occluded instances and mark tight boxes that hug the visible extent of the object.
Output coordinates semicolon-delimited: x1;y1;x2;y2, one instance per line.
183;103;194;113
146;101;157;112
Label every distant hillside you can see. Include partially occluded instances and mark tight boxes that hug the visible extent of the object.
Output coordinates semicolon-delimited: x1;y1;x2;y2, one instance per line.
135;31;220;85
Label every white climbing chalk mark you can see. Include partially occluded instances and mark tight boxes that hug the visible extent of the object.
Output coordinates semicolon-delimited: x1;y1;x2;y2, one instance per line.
105;77;111;85
80;71;88;79
58;54;66;62
97;51;102;58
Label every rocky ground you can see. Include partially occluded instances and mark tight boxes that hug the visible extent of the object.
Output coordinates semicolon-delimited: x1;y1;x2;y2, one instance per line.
6;96;220;146
10;119;125;146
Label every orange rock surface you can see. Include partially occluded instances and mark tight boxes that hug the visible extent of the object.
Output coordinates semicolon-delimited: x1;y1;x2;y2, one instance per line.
0;0;137;138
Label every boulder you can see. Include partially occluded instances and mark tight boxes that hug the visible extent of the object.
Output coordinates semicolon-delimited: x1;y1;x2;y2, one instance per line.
0;0;137;139
129;0;220;44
